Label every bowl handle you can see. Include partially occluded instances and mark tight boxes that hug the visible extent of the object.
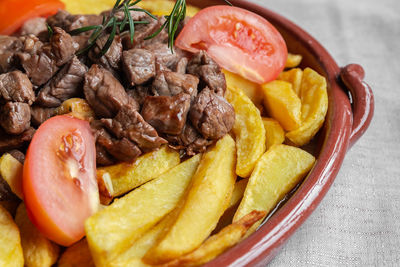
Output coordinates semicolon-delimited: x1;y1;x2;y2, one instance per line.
340;64;374;148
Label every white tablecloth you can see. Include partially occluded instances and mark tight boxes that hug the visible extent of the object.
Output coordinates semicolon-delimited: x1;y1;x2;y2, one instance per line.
247;0;400;266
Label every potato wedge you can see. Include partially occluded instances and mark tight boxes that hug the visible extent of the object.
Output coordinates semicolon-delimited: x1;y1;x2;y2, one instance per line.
229;179;248;209
57;98;95;121
61;0;115;14
233;144;316;235
98;146;180;197
262;118;285;150
0;205;23;267
278;68;303;96
226;86;266;178
262;80;302;131
162;210;267;267
85;154;201;267
143;135;236;264
0;153;23;199
223;69;263;107
137;0;200;17
58;239;95;267
15;204;59;267
286;68;328;146
285;53;303;68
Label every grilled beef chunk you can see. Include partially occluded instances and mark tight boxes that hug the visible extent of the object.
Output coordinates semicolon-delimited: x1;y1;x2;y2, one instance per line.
0;127;35;154
0;71;35;104
122;49;155;86
95;143;115;166
101;105;167;152
0;36;22;73
187;51;226;95
36;56;87;107
30;106;56;127
152;71;199;101
89;35;123;77
19;17;47;38
143;42;184;70
127;86;152;107
0;177;17;202
50;27;79;67
142;93;191;135
175;57;188;74
0;102;31;135
189;87;235;139
84;65;130;118
8;150;25;163
47;10;103;32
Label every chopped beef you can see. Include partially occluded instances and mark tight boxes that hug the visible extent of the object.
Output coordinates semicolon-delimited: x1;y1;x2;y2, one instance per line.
19;17;47;37
142;93;191;135
101;105;167;152
95;143;116;166
143;42;184;69
30;106;56;127
0;176;17;202
127;86;152;107
89;34;122;77
0;36;22;73
189;87;235;139
0;71;35;104
175;57;188;74
187;51;226;95
84;65;130;118
8;150;25;163
152;71;199;101
36;56;87;107
47;10;103;32
50;27;79;67
122;49;155;86
0;102;31;135
0;127;35;154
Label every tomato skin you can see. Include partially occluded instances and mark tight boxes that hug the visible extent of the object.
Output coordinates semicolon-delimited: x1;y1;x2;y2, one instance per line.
0;0;65;35
23;115;99;246
176;6;287;84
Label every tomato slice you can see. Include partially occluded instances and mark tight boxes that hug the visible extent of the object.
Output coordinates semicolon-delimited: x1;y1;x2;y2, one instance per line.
176;6;288;84
23;115;99;246
0;0;65;35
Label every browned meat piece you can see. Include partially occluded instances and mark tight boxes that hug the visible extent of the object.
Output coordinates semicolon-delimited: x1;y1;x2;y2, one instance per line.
95;143;115;166
19;17;47;37
0;36;22;73
0;71;35;104
101;105;167;152
84;65;130;118
122;49;155;86
142;93;191;135
50;27;79;67
8;150;25;163
187;51;226;95
0;102;31;135
30;106;56;127
89;34;123;77
47;10;103;32
152;71;199;101
0;127;35;154
189;87;235;140
143;42;185;70
175;57;188;74
36;56;87;107
127;86;152;107
0;177;18;202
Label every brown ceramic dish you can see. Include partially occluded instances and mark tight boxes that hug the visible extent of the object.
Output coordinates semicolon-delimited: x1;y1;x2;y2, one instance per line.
187;0;374;266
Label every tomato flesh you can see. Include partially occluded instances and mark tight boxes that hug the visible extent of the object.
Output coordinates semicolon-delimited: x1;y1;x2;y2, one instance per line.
23;115;99;246
176;6;288;84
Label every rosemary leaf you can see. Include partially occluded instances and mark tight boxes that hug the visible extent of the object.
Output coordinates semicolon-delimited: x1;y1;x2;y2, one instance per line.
126;3;136;43
100;17;118;57
69;25;101;36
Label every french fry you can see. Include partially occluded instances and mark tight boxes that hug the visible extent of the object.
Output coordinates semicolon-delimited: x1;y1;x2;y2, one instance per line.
58;239;95;267
15;204;59;267
286;68;328;146
56;98;95;121
161;210;267;267
278;68;303;96
137;0;200;17
61;0;116;14
0;205;24;267
285;53;303;69
226;86;266;178
98;145;180;197
0;153;23;199
97;172;114;205
262;118;285;150
143;135;236;265
233;144;315;235
85;154;201;267
261;80;302;131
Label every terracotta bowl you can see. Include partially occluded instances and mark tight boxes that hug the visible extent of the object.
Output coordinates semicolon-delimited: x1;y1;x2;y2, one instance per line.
187;0;374;266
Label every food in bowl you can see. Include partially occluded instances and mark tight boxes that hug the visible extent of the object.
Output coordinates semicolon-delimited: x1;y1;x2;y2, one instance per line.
0;0;329;266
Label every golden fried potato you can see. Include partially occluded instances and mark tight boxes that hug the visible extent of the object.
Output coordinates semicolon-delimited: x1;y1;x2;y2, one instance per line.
137;0;200;17
286;68;328;146
285;53;303;69
229;179;248;209
85;154;201;267
233;144;315;235
226;86;266;178
58;239;95;267
97;171;114;205
0;205;24;267
143;135;236;265
223;69;263;107
15;204;59;267
262;118;285;150
98;146;180;197
278;68;303;96
0;153;23;199
61;0;115;14
162;210;267;267
57;98;95;121
262;80;302;131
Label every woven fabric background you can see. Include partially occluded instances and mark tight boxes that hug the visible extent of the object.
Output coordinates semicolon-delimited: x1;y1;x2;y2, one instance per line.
246;0;400;266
